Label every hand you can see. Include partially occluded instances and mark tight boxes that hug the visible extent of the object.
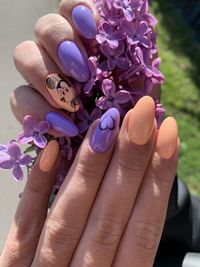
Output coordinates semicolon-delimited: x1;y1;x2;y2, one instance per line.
0;0;179;266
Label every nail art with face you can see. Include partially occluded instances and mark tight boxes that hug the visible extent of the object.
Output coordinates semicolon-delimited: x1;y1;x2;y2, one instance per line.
45;73;80;112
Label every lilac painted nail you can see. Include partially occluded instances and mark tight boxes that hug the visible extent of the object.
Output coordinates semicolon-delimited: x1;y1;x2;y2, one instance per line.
57;41;90;82
90;108;120;153
72;5;97;39
45;112;79;137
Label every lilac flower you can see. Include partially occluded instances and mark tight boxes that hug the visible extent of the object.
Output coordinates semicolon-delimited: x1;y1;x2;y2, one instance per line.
138;0;158;27
96;79;131;112
0;142;32;181
77;108;102;133
84;57;102;95
156;102;165;128
96;21;125;49
123;20;151;48
18;115;50;148
100;42;130;70
113;0;143;22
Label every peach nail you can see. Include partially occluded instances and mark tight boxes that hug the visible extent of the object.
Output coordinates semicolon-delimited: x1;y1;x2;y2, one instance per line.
156;117;178;159
45;73;80;112
128;96;155;145
39;140;59;172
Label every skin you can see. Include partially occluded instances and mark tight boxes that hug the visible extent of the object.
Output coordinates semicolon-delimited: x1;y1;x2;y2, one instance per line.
0;0;179;266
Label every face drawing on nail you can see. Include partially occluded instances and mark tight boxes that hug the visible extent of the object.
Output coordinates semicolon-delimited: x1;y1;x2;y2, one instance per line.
45;73;80;112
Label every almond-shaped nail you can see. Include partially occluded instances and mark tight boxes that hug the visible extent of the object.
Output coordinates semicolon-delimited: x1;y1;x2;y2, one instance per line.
72;5;97;39
45;73;80;112
128;96;155;145
90;108;120;153
45;112;79;137
39;140;59;172
156;117;178;159
57;41;90;82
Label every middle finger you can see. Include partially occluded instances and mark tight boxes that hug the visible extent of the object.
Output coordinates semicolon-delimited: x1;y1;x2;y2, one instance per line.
35;13;90;82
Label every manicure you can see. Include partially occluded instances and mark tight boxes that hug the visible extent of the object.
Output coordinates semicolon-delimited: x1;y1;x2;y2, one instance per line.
45;112;79;137
128;96;155;145
45;73;80;112
57;41;90;82
72;5;97;39
39;140;59;172
156;117;178;159
90;108;120;153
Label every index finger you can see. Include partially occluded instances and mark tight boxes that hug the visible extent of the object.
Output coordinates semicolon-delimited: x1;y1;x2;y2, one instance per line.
59;0;99;39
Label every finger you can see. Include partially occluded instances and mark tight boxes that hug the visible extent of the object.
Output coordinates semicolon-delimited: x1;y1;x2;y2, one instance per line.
59;0;99;39
31;108;121;267
10;85;79;137
35;13;90;82
113;118;179;267
0;141;60;267
14;41;80;112
70;96;157;267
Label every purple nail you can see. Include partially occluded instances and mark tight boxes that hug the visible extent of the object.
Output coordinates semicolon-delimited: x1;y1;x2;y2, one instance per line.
90;108;120;153
72;5;97;39
45;112;79;137
57;41;90;82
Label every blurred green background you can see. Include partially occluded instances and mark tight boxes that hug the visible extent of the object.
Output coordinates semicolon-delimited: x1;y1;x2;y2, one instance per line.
151;0;200;196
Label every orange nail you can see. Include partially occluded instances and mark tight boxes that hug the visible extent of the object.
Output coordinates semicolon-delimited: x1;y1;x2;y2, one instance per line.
128;96;155;145
45;73;80;112
156;117;178;159
39;140;59;172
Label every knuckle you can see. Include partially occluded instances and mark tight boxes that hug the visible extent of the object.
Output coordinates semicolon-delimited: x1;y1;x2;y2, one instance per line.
117;153;144;176
15;218;43;241
35;13;71;41
93;213;124;249
45;218;80;247
134;220;160;252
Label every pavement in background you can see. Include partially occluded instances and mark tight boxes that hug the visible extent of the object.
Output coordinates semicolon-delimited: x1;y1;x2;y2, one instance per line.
0;0;56;251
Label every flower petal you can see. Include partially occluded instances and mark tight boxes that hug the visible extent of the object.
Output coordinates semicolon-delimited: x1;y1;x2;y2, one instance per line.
115;90;131;104
0;157;14;169
0;145;7;153
33;135;47;148
102;79;116;97
107;39;119;49
23;115;37;132
77;108;90;121
18;133;33;144
35;121;50;134
90;108;102;121
96;97;113;110
12;165;23;182
20;154;33;166
77;121;89;133
7;142;21;159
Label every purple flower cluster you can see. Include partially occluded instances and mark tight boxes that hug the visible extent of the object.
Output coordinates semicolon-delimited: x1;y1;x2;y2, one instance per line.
76;0;165;129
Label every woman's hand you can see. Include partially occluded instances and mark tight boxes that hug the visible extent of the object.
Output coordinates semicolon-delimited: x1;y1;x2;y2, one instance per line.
0;0;179;266
0;97;179;267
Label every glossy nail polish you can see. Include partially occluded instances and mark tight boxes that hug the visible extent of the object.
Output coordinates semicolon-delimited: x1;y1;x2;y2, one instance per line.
39;140;59;172
45;73;80;112
72;5;97;39
90;108;120;153
128;96;155;145
156;117;178;159
57;41;90;82
45;112;79;137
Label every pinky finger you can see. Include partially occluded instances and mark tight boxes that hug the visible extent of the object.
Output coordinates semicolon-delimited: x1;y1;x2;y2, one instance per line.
113;117;179;267
0;140;60;267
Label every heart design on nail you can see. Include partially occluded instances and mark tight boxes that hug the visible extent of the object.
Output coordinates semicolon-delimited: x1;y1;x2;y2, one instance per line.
100;113;116;131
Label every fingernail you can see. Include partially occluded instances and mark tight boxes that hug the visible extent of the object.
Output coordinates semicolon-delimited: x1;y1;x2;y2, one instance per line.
72;5;97;39
156;117;178;159
39;140;59;172
45;112;79;137
45;73;80;112
90;108;120;153
57;41;90;82
128;96;155;145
